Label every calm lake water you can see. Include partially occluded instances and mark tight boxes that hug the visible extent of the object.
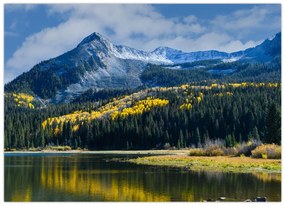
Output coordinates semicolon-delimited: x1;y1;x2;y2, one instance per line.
4;153;281;202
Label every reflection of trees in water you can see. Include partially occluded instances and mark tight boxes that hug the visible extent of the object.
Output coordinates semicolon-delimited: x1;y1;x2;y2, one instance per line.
5;156;43;201
191;170;281;201
9;186;32;201
5;155;281;201
251;172;281;182
40;156;170;201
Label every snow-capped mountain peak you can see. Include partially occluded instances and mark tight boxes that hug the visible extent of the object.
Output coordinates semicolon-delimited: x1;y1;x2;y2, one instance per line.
77;32;111;47
152;46;182;56
112;45;172;64
75;32;244;64
77;33;172;64
5;31;281;103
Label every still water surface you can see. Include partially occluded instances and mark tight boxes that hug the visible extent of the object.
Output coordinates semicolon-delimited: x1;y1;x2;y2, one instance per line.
5;153;281;202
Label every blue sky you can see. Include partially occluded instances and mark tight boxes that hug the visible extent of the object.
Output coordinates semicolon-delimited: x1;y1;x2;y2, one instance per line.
4;4;281;83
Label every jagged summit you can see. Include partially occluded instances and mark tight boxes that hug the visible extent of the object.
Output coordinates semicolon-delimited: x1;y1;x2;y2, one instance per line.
77;32;111;47
153;46;182;53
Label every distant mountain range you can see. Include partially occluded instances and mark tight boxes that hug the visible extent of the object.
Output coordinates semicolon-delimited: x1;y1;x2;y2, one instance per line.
5;32;281;102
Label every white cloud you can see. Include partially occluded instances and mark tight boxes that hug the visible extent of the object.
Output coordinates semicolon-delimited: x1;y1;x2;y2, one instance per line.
210;5;280;39
183;15;197;24
5;4;280;83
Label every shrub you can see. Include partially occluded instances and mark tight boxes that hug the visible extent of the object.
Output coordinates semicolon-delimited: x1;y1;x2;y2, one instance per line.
206;147;225;156
205;145;225;156
203;139;225;156
5;148;17;152
163;143;171;150
28;147;41;151
236;140;262;156
251;144;281;159
189;148;206;156
49;146;72;151
224;147;238;156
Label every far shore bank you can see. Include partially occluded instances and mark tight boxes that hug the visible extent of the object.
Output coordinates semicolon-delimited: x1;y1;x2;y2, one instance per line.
4;149;190;155
126;155;281;174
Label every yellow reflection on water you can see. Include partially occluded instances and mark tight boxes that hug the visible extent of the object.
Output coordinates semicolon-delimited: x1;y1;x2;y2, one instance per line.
40;157;170;201
8;156;280;202
181;191;195;201
252;172;281;182
10;186;32;202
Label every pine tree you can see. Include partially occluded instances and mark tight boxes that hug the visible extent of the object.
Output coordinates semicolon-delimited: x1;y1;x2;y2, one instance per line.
194;127;201;147
41;130;45;148
67;122;73;145
265;103;281;144
225;134;233;147
252;126;260;141
4;135;9;149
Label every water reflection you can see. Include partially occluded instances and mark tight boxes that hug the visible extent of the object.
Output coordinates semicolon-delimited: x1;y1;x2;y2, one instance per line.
5;154;281;202
39;156;170;201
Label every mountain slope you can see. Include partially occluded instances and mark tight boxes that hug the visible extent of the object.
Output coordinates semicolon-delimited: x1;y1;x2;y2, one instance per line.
6;33;151;101
5;32;281;102
241;32;281;62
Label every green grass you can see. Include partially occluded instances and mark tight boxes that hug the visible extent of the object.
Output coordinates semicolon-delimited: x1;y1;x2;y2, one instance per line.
128;155;281;173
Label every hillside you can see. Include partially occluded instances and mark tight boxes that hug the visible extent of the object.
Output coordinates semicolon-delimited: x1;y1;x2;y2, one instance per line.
5;82;281;150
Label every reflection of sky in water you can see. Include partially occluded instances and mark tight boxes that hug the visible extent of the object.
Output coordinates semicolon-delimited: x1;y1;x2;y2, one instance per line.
5;154;281;202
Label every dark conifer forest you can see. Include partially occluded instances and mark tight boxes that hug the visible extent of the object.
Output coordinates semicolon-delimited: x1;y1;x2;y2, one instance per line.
4;82;281;150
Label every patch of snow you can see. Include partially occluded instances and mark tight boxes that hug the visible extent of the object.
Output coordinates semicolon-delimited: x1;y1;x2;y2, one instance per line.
222;57;241;63
193;65;206;69
208;69;236;74
112;45;173;64
268;34;276;41
65;83;89;94
164;65;182;70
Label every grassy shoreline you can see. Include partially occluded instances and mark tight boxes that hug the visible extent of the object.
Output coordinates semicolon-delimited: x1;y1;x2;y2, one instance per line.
5;149;281;174
4;149;190;155
127;155;281;173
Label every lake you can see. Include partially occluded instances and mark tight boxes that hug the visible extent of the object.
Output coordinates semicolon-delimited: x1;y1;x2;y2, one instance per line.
4;153;281;202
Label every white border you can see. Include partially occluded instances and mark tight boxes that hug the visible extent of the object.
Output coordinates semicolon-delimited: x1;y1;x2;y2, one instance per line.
0;0;284;206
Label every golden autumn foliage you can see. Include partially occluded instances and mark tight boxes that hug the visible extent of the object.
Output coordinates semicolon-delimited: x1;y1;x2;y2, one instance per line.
42;94;169;132
110;97;169;120
12;93;35;109
179;91;204;110
179;103;192;110
41;81;280;135
72;125;79;132
228;82;279;88
214;92;233;97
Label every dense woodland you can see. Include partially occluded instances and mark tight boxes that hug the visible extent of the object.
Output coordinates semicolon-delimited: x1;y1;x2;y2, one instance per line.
141;60;281;87
4;83;281;150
